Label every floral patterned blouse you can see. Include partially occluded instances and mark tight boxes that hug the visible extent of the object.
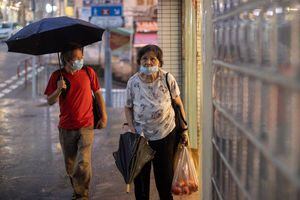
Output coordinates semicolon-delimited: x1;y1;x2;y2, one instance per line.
125;69;180;141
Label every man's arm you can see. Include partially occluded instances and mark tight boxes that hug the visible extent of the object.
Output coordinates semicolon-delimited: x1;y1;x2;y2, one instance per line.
47;78;66;105
124;106;136;133
47;88;62;105
94;90;107;129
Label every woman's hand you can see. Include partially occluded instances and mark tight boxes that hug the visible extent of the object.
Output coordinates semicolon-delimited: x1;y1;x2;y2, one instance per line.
182;123;188;131
129;126;136;133
181;131;189;146
124;107;136;133
122;123;136;133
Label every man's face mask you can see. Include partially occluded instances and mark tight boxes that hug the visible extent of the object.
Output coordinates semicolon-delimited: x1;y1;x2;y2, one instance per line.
71;59;84;71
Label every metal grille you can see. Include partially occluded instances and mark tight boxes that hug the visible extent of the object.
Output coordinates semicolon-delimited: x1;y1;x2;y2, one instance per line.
211;0;300;199
196;0;202;148
101;89;126;108
157;0;183;89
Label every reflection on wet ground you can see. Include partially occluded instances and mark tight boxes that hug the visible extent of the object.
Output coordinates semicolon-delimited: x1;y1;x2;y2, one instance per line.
0;93;198;199
0;98;72;199
0;94;136;199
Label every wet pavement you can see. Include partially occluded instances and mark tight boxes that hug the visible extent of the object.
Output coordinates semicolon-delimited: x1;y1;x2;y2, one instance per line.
0;42;30;81
0;66;199;200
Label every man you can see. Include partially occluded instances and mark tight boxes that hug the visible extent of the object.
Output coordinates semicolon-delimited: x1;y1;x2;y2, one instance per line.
44;46;107;199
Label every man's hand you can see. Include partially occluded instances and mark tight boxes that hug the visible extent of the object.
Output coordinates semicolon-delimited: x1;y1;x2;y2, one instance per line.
94;90;107;129
96;116;107;129
57;77;67;90
47;76;66;105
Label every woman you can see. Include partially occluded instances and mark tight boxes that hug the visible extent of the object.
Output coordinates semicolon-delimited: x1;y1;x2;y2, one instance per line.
124;45;187;200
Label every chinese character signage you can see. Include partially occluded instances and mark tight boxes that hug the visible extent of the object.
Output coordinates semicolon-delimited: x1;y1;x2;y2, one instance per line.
83;0;122;6
91;5;122;16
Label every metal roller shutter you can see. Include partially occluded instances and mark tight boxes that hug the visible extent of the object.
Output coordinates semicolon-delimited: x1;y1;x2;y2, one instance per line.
157;0;183;89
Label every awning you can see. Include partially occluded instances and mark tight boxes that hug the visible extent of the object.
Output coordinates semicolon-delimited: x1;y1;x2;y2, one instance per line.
110;27;134;36
109;27;133;50
110;32;130;50
135;21;158;32
134;33;157;48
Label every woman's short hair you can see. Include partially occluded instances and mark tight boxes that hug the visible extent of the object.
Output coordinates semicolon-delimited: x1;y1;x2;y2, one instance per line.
137;45;163;67
60;44;83;66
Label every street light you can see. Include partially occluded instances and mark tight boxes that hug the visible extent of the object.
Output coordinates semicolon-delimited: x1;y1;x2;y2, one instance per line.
45;3;57;14
15;1;22;8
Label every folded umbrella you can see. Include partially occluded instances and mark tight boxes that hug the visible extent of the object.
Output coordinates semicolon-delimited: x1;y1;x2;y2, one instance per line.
113;132;155;193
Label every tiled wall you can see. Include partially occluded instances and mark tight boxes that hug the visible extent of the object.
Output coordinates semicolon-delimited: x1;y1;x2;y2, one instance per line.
196;0;202;148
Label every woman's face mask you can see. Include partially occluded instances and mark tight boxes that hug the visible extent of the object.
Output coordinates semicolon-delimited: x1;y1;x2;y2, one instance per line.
139;51;160;75
140;65;159;75
70;58;84;71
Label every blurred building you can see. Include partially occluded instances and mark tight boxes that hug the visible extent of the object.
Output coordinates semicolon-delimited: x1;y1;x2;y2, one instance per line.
123;0;157;27
0;0;23;23
77;0;158;79
0;0;74;26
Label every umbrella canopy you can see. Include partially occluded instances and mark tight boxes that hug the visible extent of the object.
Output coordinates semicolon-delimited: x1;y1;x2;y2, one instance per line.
5;16;105;55
113;132;155;192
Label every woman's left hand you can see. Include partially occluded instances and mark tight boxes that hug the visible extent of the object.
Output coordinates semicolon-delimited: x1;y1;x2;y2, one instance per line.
181;132;189;146
182;124;188;131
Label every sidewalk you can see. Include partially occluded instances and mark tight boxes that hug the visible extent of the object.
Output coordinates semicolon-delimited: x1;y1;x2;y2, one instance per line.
0;66;199;199
0;97;199;199
90;107;152;199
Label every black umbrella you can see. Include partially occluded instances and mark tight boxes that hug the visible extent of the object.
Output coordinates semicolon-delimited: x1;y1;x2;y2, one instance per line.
5;16;105;94
113;132;155;193
5;16;105;55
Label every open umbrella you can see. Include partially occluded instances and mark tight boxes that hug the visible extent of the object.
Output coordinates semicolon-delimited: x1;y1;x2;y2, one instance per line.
5;16;105;55
113;132;155;193
5;16;105;96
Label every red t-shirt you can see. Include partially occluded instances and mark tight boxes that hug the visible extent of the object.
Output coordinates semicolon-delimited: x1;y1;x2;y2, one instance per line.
44;67;100;129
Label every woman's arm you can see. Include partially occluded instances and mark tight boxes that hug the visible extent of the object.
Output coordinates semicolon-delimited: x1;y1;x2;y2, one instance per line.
124;106;136;133
173;96;188;129
173;96;189;145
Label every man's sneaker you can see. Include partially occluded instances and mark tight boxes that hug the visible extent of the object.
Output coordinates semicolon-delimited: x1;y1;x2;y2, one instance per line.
72;192;76;200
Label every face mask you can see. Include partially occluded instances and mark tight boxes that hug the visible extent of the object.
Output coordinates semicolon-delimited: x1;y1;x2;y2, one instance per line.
71;59;84;70
139;65;159;75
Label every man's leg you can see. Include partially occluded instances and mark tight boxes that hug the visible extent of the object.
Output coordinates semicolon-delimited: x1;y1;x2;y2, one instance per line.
58;128;79;197
72;127;94;199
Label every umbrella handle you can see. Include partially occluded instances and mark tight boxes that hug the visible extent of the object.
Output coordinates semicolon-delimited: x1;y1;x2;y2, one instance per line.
57;52;63;78
126;184;130;193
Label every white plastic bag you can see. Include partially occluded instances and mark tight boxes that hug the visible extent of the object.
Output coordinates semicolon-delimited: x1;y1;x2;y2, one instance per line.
172;145;199;195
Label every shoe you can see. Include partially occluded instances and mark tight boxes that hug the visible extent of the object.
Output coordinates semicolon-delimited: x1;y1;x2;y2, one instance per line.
72;193;88;200
72;192;76;200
